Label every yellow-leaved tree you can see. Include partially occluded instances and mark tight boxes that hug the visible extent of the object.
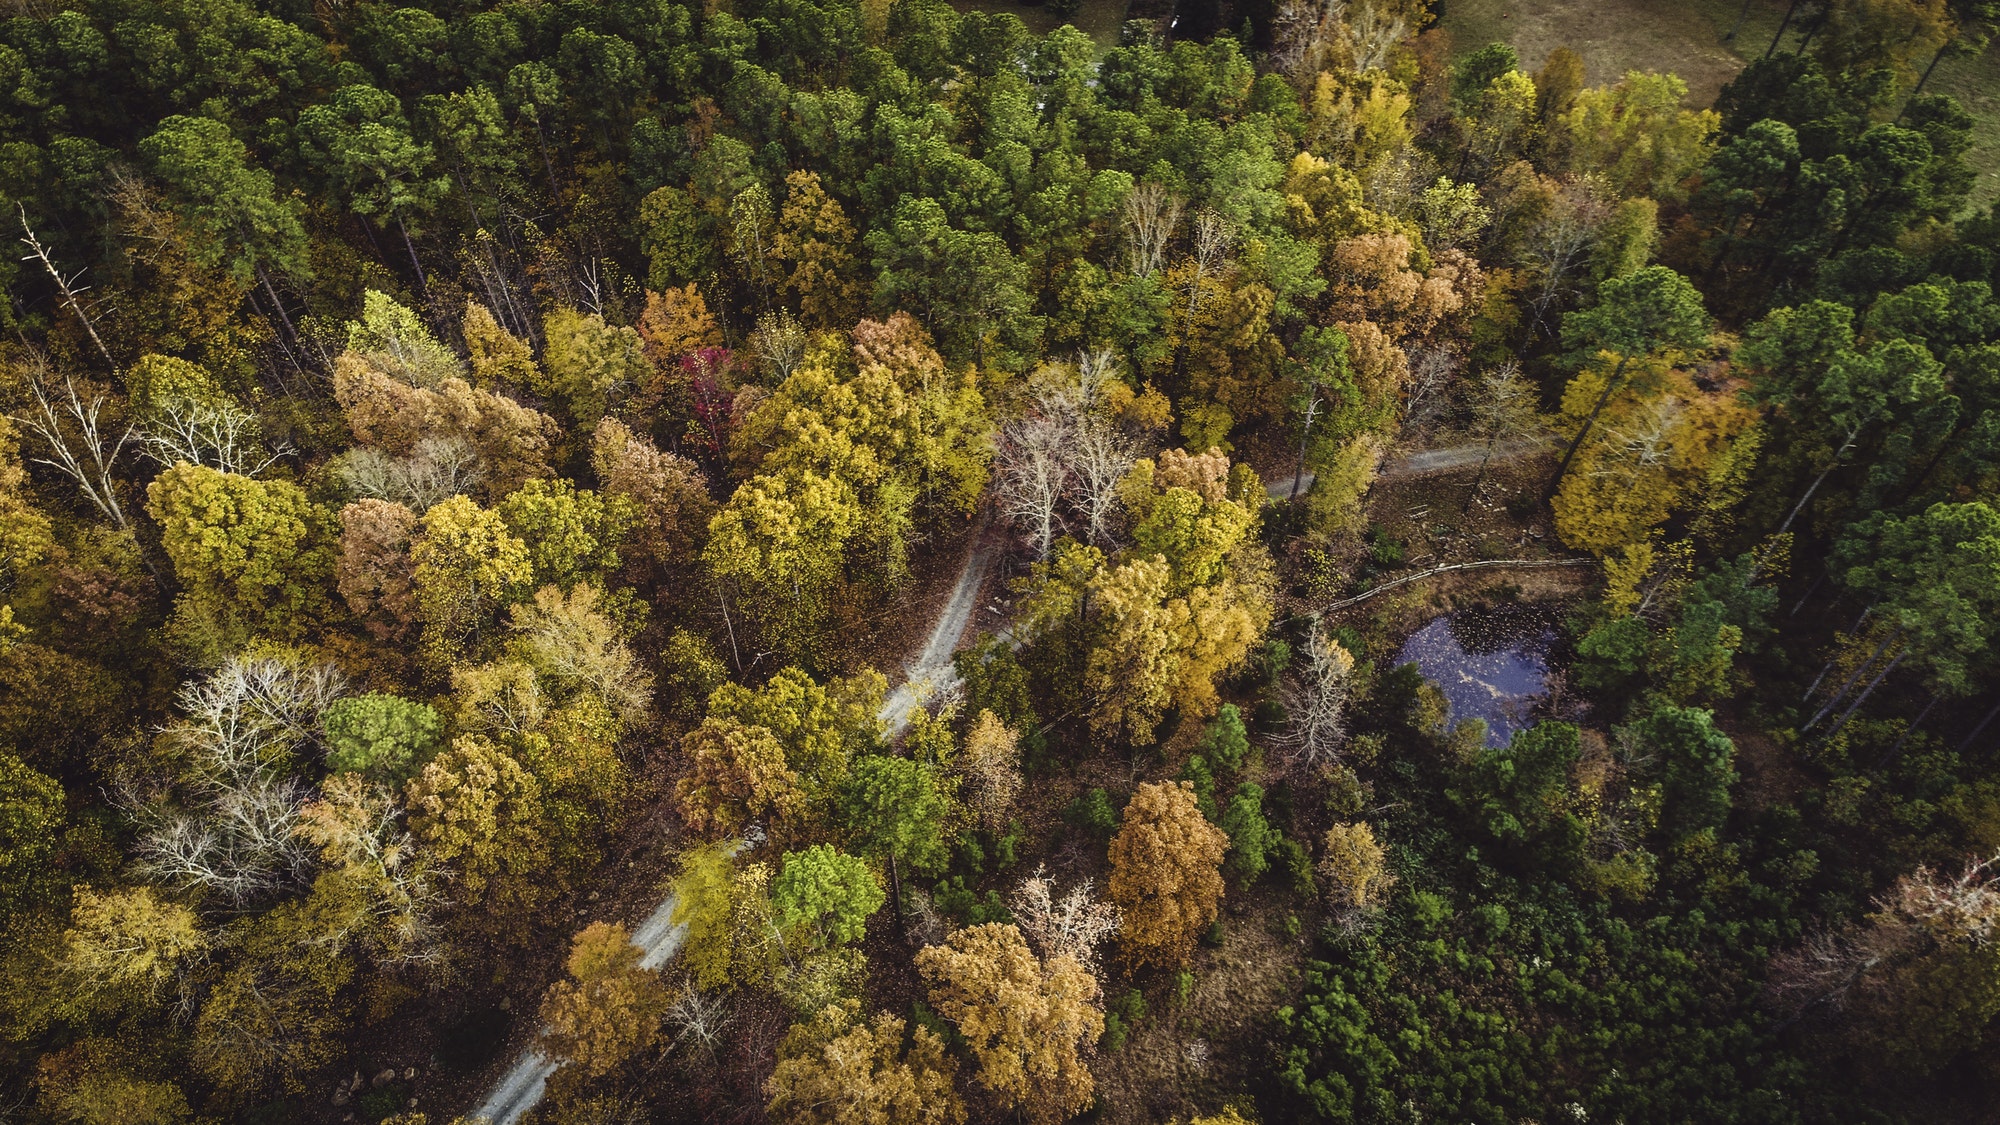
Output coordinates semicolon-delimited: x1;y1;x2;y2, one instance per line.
1551;357;1758;556
764;1000;965;1125
914;923;1102;1125
1108;781;1229;968
1018;448;1272;743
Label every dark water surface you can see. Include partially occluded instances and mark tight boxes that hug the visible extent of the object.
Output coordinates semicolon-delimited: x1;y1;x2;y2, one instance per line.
1395;609;1555;748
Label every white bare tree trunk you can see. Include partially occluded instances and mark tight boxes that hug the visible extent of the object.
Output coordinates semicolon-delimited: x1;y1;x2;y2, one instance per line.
1122;183;1185;278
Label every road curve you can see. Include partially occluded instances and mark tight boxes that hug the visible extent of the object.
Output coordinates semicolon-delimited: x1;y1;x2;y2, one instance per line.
466;526;1004;1124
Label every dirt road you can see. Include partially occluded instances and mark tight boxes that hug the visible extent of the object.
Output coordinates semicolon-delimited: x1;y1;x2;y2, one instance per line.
469;524;1006;1123
1265;439;1546;500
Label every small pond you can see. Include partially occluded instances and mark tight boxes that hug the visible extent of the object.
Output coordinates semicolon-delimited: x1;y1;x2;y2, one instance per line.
1395;607;1556;748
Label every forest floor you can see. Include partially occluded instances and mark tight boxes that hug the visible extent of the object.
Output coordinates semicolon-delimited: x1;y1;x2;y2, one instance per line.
1437;0;2000;209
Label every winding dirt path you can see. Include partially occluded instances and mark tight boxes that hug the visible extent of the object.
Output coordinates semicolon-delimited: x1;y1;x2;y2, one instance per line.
469;525;1008;1123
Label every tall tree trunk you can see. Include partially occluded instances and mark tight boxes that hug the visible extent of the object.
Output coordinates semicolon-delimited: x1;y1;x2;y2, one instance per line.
394;210;429;297
1465;429;1502;514
1876;691;1943;768
1823;651;1906;740
1291;383;1320;502
888;853;906;941
1726;0;1756;41
1788;568;1829;617
1767;0;1803;56
1957;696;2000;754
717;587;742;674
531;115;562;203
1775;419;1868;538
1804;630;1896;728
1543;354;1631;503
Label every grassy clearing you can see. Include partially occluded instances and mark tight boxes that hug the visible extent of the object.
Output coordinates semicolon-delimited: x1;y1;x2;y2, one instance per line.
1436;0;2000;210
947;0;1130;49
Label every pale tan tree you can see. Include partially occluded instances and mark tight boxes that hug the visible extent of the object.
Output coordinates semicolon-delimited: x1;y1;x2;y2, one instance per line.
336;499;419;642
764;1000;965;1125
1010;866;1120;973
958;710;1022;832
1319;822;1397;928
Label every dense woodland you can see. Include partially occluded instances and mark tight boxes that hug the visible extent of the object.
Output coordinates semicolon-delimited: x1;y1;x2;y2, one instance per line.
2;0;2000;1121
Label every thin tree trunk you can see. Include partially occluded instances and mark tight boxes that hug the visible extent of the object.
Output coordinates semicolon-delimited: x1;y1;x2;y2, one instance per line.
1767;0;1802;56
244;288;303;396
1465;430;1501;514
532;116;561;203
19;208;119;373
1544;354;1631;503
1726;0;1756;41
1804;630;1896;728
358;214;392;272
717;587;742;674
1876;691;1942;768
888;853;906;941
1823;651;1905;741
1776;419;1867;538
394;210;429;296
1957;696;2000;754
255;263;303;349
1292;383;1320;502
1788;568;1829;617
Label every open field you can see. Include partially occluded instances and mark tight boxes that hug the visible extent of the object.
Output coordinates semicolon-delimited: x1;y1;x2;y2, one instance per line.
1437;0;2000;209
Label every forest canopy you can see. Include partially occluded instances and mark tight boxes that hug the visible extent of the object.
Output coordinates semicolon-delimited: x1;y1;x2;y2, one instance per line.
1;0;2000;1122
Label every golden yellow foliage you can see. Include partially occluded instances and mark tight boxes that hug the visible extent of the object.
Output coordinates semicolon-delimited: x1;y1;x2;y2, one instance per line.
914;923;1102;1125
764;1000;965;1125
1108;781;1229;968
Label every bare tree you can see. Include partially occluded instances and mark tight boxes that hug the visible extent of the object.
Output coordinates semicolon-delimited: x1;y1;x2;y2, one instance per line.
19;206;118;372
1270;0;1337;78
1276;620;1356;767
663;979;733;1056
1462;362;1547;512
1122;183;1185;279
138;397;291;477
1011;865;1120;973
1766;850;2000;1022
1343;0;1410;72
11;362;136;530
1522;180;1610;340
753;309;808;381
994;398;1075;561
1401;342;1463;432
128;657;346;909
1187;208;1236;320
1074;346;1121;404
339;435;487;512
1069;411;1134;548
